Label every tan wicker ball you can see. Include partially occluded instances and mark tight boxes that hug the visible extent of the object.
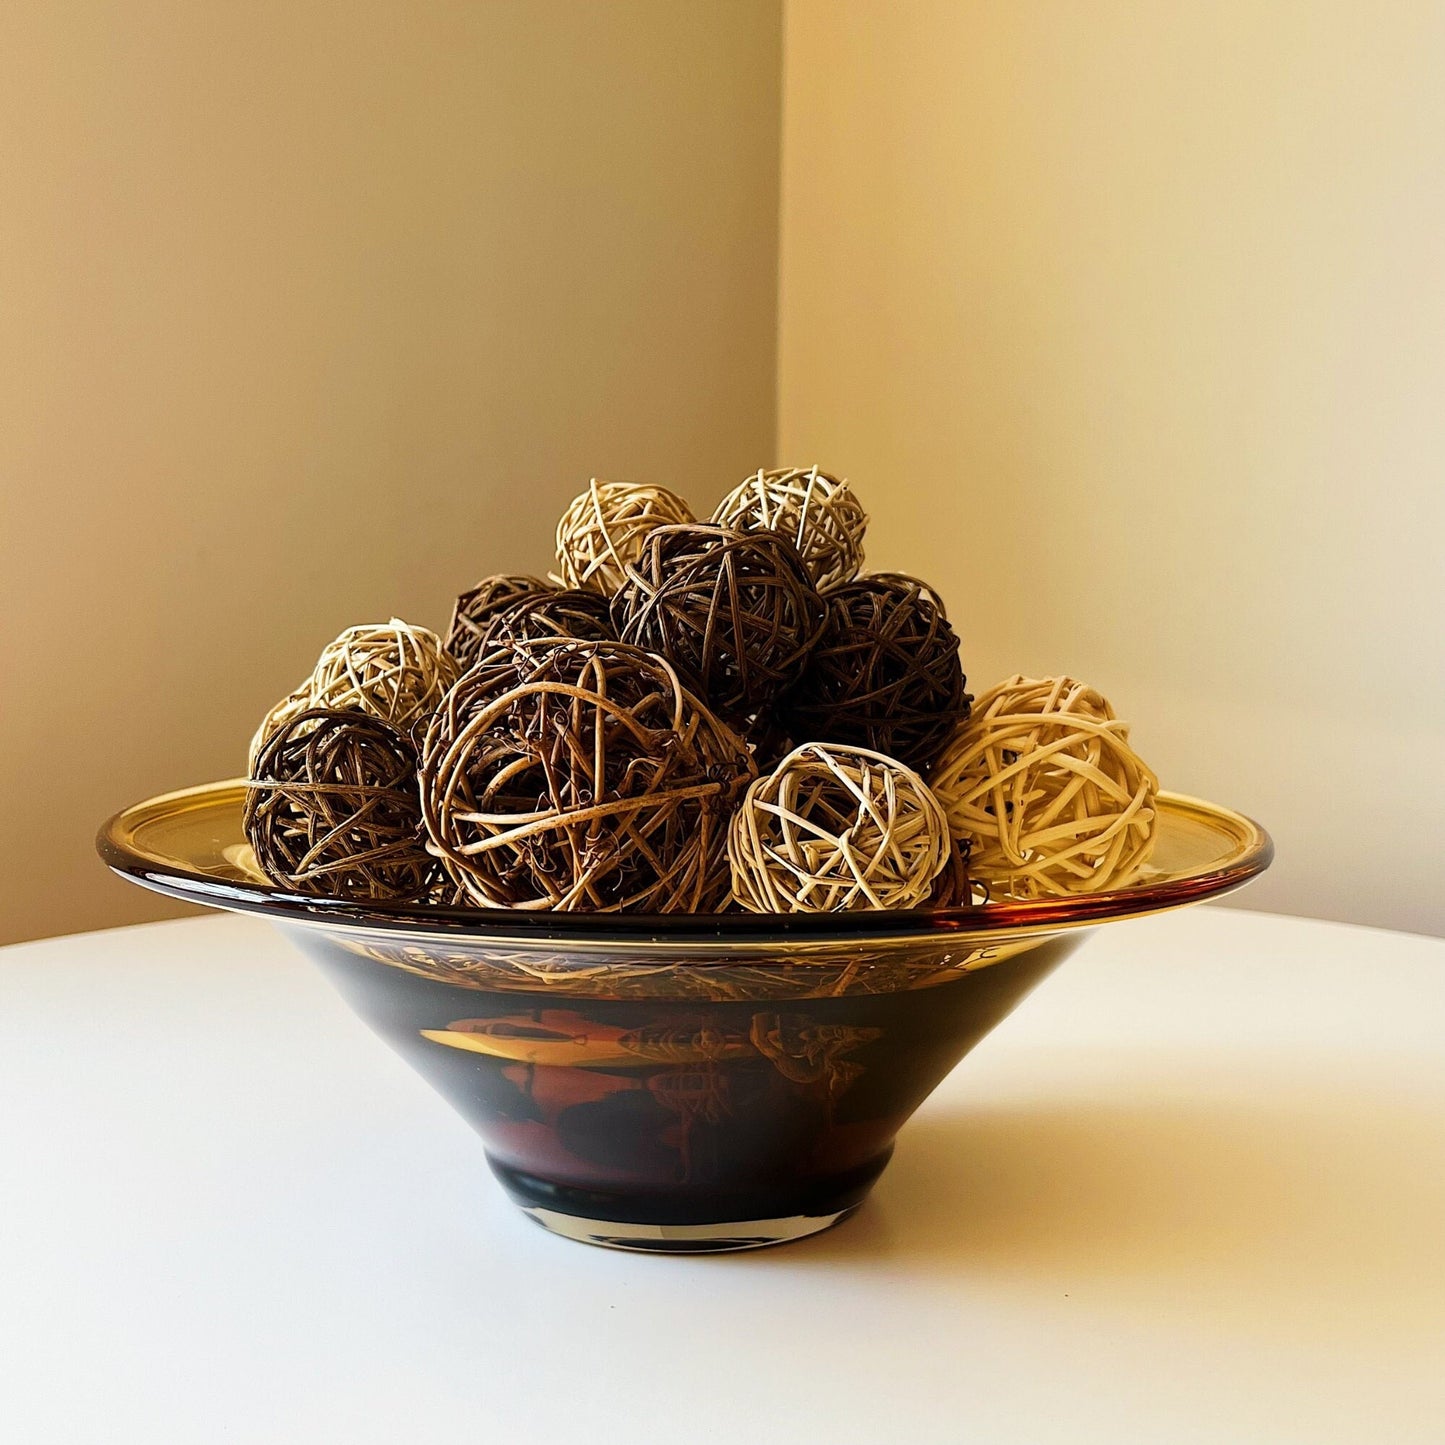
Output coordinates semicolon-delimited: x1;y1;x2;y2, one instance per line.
929;675;1159;899
712;466;868;591
247;682;313;772
307;619;459;741
420;638;756;912
554;479;695;594
729;742;951;914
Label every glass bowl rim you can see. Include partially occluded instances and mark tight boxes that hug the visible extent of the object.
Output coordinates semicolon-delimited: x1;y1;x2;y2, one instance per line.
98;778;1273;950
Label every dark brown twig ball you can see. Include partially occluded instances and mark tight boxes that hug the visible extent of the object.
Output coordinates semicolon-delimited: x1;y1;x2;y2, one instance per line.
866;572;950;619
929;834;976;908
784;573;970;774
244;710;435;902
611;523;825;725
420;639;755;912
476;587;614;654
446;575;551;668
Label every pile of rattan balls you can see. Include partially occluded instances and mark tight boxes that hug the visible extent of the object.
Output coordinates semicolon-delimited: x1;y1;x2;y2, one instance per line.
244;467;1160;912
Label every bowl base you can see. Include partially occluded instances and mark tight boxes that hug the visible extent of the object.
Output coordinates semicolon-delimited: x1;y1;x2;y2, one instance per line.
520;1203;859;1253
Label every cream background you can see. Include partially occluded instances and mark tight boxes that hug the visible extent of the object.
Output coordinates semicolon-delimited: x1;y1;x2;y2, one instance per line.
5;2;1442;943
0;1;782;944
779;1;1445;936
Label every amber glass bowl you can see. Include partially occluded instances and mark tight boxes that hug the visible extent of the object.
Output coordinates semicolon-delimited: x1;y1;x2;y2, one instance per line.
99;782;1270;1253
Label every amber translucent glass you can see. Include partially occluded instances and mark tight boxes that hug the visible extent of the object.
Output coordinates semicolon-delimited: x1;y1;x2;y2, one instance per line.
99;781;1270;1251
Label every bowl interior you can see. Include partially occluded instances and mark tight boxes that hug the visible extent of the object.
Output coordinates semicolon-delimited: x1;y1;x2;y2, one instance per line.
99;779;1271;948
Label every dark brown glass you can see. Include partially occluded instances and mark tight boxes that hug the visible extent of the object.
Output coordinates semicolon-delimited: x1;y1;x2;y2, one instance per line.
292;925;1080;1246
99;781;1271;1251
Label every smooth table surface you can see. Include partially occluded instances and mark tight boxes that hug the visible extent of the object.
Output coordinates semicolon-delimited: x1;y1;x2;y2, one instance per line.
1;906;1442;1444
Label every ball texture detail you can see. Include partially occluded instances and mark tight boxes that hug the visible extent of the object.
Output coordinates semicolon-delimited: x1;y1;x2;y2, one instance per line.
307;619;459;740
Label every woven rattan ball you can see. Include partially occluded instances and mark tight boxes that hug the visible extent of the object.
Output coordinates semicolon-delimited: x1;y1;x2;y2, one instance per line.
711;466;868;592
710;468;867;592
446;575;550;668
929;675;1160;899
476;587;614;653
308;619;459;741
785;574;969;774
554;479;695;594
420;638;756;912
728;742;951;913
612;523;825;724
244;710;434;901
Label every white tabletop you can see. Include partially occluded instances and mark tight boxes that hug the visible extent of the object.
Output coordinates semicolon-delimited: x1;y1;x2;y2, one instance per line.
1;907;1441;1444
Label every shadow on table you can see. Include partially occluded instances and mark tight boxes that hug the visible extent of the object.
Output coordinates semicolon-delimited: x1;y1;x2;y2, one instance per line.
769;1076;1445;1340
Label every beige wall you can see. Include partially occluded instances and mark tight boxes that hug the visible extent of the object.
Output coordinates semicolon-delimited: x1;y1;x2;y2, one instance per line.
0;1;782;944
780;1;1445;935
6;2;1439;943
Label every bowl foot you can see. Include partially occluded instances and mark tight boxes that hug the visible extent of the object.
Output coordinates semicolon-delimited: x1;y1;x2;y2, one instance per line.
489;1150;889;1252
520;1203;860;1253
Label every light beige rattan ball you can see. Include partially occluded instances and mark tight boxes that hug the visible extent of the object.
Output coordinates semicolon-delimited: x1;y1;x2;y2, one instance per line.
554;479;695;594
712;465;868;591
729;741;951;913
249;619;459;768
306;619;459;740
929;676;1159;899
247;682;312;772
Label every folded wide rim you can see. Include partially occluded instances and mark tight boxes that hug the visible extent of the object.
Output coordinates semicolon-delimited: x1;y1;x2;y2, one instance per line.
97;778;1273;949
